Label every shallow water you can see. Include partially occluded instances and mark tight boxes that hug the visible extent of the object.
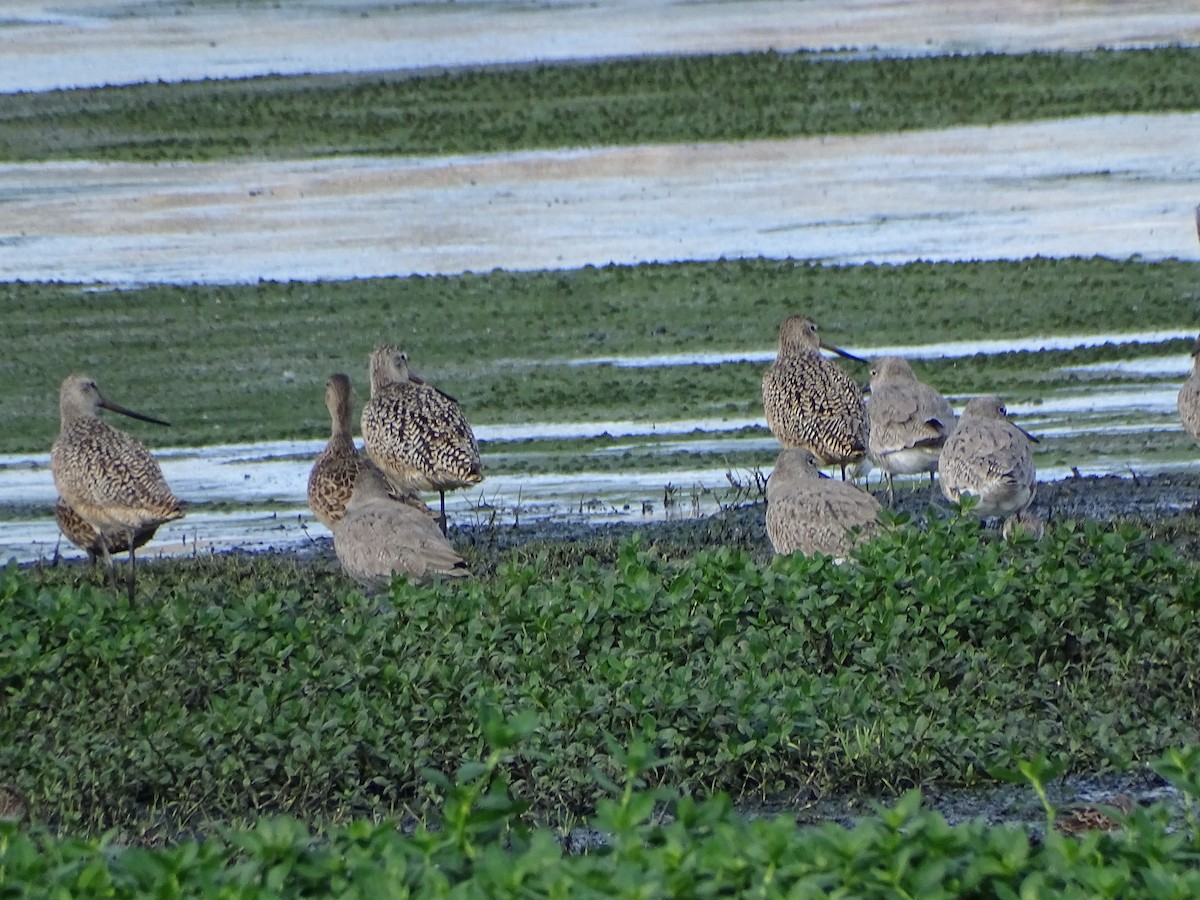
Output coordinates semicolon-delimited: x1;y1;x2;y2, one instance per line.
4;0;1198;93
3;337;1195;564
3;114;1198;284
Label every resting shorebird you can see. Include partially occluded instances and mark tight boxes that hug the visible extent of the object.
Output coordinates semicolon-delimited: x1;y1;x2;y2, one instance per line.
939;396;1037;525
50;374;184;600
333;465;470;590
361;346;483;532
762;315;869;480
866;356;957;504
765;447;882;559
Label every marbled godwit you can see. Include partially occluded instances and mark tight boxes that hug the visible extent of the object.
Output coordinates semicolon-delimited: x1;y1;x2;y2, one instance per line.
361;345;483;531
50;374;184;599
333;465;470;590
866;356;957;504
55;496;158;565
938;395;1037;523
761;315;869;480
765;447;882;559
308;372;437;530
1177;335;1200;446
307;373;371;531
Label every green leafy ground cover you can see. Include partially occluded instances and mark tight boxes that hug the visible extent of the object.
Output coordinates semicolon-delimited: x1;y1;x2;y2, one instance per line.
4;514;1200;841
3;258;1198;455
1;48;1198;162
3;714;1200;897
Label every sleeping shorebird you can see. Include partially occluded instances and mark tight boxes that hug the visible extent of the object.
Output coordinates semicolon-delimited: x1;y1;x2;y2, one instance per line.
1177;334;1200;446
361;345;483;532
938;395;1037;526
762;315;869;480
866;356;957;504
765;447;882;559
333;465;470;590
50;374;184;600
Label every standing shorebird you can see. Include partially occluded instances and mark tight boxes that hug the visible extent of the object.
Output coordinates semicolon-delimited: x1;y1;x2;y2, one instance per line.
50;374;184;599
308;372;437;530
765;448;882;559
1177;334;1200;446
333;465;470;590
361;345;483;532
762;315;869;480
866;356;957;504
54;496;158;566
308;373;373;531
938;396;1037;524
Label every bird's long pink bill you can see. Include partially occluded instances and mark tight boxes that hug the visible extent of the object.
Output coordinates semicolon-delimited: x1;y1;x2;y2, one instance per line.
820;342;867;364
100;399;171;427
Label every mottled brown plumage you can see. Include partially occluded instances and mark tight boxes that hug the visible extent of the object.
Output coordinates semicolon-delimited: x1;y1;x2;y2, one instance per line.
1177;335;1200;446
939;396;1037;519
55;496;158;563
762;315;868;479
50;374;184;598
333;465;470;590
361;345;483;529
866;356;957;503
309;373;438;529
765;448;882;559
0;783;28;824
1001;507;1045;542
307;373;372;530
1055;794;1134;837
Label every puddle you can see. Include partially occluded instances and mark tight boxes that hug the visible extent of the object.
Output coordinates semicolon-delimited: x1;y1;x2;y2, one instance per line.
571;331;1197;368
3;0;1198;94
1062;355;1191;376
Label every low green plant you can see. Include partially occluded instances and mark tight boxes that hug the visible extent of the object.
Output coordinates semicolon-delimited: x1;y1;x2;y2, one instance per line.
1;48;1198;163
4;512;1200;840
4;725;1200;897
2;258;1198;454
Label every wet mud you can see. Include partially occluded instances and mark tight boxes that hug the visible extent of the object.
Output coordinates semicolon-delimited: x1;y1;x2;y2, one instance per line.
450;469;1200;571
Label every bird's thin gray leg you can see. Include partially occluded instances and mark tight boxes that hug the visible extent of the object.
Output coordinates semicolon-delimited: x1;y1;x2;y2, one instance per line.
126;532;137;602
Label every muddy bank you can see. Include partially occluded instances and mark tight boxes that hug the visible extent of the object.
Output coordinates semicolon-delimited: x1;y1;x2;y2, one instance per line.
449;470;1200;570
